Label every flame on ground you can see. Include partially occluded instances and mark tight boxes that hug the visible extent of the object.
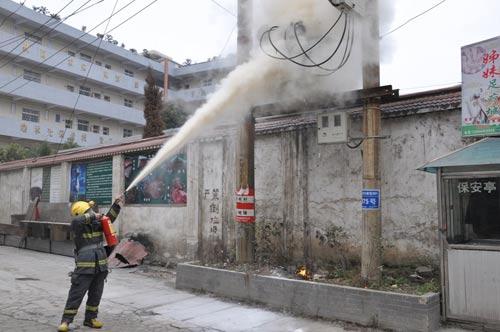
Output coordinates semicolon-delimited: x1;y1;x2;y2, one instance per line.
295;267;312;281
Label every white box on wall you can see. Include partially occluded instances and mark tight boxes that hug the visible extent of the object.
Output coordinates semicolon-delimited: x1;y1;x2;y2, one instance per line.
317;111;349;144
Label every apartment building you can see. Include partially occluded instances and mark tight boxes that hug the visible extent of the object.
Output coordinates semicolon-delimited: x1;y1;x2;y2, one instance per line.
0;1;165;148
0;1;236;149
167;55;237;113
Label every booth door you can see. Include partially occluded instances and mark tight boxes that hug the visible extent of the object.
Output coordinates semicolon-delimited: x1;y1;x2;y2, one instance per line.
443;177;500;324
446;246;500;322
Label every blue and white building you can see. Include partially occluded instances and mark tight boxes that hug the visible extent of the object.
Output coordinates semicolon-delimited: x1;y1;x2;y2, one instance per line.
0;1;236;148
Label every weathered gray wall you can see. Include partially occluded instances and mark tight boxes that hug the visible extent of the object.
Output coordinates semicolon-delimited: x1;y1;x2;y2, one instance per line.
0;108;466;266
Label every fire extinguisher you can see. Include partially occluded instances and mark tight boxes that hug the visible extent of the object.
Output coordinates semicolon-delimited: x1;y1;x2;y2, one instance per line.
100;216;118;247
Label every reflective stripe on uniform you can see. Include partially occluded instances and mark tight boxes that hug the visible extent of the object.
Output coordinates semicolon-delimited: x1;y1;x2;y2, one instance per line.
84;213;91;223
98;259;107;265
76;261;96;268
64;309;78;314
82;231;103;239
109;209;117;218
86;305;98;312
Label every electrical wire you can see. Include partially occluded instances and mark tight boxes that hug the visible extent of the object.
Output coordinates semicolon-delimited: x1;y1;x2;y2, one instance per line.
218;23;237;57
51;0;120;160
0;0;142;93
0;2;24;30
0;1;103;49
210;0;236;18
0;0;76;68
380;0;447;39
259;6;354;74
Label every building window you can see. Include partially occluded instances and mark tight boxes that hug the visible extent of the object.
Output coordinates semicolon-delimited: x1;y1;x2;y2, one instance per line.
66;85;74;92
22;108;40;123
77;119;89;131
105;64;112;70
65;120;73;129
124;98;133;108
92;92;101;99
123;128;132;137
184;84;190;89
102;127;109;135
55;114;61;123
25;32;42;44
124;69;134;77
104;95;111;102
91;125;100;134
80;53;92;62
203;79;213;87
94;60;102;66
23;69;41;83
67;50;75;57
79;86;91;96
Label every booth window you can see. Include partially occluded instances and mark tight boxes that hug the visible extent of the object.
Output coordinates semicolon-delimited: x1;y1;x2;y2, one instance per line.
443;177;500;244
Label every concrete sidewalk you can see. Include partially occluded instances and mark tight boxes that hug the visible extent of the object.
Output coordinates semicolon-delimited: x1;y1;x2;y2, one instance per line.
0;246;467;332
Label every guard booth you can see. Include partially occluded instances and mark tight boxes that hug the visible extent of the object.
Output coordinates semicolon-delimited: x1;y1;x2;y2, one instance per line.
419;137;500;328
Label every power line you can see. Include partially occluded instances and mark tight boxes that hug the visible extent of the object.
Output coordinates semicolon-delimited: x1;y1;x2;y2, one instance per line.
210;0;236;18
0;0;103;49
0;0;141;93
53;0;120;158
0;2;24;30
218;23;236;57
0;0;89;70
380;0;447;39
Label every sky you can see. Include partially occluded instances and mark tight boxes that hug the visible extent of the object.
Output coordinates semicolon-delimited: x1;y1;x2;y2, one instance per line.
16;0;500;95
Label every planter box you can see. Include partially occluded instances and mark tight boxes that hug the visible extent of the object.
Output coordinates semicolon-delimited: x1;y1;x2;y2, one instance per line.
176;263;441;332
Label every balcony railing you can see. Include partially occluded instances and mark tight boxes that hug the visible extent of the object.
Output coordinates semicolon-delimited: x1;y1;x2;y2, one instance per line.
0;75;145;126
0;116;116;146
0;30;146;96
168;85;216;103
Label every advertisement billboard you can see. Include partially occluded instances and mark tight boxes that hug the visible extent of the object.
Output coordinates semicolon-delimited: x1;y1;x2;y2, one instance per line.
462;36;500;137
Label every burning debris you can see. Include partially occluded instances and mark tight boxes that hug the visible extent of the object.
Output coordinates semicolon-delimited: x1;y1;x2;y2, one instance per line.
295;267;313;281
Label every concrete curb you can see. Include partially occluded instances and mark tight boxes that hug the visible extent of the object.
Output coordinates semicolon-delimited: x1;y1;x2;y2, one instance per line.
176;262;441;332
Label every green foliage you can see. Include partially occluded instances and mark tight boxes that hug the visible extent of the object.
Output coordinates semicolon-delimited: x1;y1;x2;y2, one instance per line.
61;133;79;150
142;67;165;138
0;143;30;162
34;141;52;157
160;102;188;129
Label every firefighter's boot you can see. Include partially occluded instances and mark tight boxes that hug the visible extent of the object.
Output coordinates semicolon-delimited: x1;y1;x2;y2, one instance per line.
57;322;69;332
83;318;104;329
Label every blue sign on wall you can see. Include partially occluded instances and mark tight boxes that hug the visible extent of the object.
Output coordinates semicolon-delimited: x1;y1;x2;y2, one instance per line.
362;189;380;210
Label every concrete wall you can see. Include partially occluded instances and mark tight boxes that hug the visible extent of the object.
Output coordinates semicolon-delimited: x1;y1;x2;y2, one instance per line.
176;263;441;332
0;107;466;266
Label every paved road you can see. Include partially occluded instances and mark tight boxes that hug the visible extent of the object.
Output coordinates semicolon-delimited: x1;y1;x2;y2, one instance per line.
0;246;467;332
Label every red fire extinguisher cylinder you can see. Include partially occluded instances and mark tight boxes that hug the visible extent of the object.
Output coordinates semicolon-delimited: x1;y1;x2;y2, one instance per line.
100;216;118;246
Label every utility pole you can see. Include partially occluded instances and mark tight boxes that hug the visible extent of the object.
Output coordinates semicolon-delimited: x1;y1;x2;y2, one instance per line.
235;0;255;263
361;0;382;282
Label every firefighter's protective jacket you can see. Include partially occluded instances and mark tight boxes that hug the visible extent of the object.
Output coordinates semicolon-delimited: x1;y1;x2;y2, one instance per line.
72;202;121;274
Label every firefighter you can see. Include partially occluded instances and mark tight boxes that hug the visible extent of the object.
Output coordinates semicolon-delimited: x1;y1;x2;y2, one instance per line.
57;194;123;332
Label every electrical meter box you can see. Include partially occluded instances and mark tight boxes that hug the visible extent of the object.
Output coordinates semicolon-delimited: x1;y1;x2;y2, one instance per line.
317;111;349;144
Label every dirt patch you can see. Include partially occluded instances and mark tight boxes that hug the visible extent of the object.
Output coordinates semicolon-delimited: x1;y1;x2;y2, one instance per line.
203;262;440;296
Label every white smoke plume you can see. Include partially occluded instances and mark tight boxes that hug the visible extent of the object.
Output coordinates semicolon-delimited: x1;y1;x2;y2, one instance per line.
127;0;371;191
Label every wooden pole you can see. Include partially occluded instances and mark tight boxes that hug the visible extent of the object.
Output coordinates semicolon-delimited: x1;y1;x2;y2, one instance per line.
361;0;382;282
235;0;255;263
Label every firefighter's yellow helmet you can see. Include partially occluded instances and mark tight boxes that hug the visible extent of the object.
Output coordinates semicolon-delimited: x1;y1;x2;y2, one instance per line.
71;200;95;216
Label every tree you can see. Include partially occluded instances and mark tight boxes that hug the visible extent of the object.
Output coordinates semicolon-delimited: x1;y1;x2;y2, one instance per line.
0;143;30;162
61;133;80;150
182;59;192;66
33;141;52;157
160;102;188;129
142;68;164;138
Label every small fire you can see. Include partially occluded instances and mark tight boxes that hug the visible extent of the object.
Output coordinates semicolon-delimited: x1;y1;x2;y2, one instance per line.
295;267;312;281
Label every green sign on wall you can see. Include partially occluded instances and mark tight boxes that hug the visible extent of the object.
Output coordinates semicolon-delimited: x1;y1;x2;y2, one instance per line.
70;160;113;205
